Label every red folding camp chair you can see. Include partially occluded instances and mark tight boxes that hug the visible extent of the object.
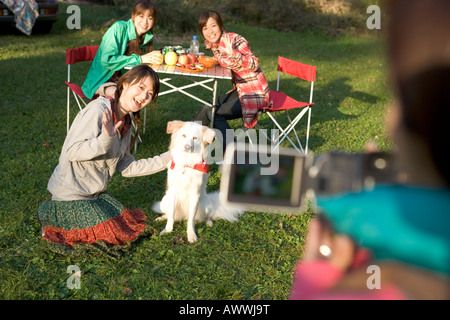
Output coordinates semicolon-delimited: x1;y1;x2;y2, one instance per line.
260;56;316;154
65;45;99;133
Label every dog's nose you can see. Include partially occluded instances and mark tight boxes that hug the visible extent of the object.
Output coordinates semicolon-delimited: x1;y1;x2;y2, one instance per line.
184;143;192;152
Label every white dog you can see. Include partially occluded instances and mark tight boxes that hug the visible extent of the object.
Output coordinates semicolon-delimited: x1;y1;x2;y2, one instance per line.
152;120;244;243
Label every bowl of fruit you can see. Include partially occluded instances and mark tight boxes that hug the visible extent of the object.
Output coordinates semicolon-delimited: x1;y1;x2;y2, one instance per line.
197;56;217;68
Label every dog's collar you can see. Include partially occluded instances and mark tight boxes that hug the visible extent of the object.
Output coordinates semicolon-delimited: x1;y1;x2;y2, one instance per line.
170;159;210;174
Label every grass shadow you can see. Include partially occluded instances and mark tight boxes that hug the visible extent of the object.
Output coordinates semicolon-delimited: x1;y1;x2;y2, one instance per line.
252;76;379;151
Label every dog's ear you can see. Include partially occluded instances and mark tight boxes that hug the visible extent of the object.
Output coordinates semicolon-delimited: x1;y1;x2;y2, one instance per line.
202;126;215;144
167;121;185;134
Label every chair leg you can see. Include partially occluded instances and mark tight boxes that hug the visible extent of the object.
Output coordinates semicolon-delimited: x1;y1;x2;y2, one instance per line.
305;107;312;155
254;126;278;152
70;91;84;111
143;107;147;134
131;119;143;153
246;129;258;151
266;110;307;153
286;110;303;153
67;87;70;133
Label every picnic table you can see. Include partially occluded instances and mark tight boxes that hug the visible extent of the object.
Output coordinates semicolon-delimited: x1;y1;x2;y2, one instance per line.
126;62;233;130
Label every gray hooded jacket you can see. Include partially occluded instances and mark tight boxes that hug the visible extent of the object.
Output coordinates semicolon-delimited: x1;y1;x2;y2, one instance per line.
48;96;170;200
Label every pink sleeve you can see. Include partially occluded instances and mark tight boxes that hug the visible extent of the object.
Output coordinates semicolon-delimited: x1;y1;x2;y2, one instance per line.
289;260;344;300
289;260;407;300
215;33;259;72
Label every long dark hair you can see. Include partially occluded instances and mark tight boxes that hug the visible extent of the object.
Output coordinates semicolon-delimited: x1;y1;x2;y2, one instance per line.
125;0;158;56
387;0;450;186
397;66;450;185
115;64;160;150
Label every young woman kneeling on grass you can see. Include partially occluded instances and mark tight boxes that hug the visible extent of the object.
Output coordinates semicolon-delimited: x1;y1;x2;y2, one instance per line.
38;64;170;255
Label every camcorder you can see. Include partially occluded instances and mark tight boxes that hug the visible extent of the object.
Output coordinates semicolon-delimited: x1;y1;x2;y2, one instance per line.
219;143;403;213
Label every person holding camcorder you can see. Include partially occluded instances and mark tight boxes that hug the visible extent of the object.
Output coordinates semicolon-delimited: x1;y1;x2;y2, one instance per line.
289;0;450;300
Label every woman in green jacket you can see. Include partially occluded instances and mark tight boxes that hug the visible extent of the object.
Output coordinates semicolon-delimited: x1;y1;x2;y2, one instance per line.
81;0;162;99
38;64;170;255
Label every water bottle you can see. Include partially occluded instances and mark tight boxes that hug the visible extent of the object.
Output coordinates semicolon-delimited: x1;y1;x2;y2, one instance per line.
190;35;199;56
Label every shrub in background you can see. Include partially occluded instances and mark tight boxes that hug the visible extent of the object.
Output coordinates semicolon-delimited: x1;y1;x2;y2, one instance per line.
111;0;380;36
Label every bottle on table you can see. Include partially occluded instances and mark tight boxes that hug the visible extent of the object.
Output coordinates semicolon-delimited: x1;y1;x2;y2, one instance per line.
190;35;199;56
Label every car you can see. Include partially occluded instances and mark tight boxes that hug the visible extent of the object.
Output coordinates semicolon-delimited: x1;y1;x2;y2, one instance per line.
0;0;58;34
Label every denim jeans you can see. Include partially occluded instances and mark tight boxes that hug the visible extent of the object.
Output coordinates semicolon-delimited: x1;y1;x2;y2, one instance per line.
194;90;242;152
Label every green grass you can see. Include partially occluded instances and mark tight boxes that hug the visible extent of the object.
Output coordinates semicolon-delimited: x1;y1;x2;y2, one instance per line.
0;2;392;300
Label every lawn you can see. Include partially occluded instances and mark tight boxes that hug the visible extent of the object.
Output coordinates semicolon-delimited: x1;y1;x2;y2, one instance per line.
0;2;392;300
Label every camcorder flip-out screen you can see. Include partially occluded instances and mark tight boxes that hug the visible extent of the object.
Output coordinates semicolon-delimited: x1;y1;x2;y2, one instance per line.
220;143;401;213
220;143;308;212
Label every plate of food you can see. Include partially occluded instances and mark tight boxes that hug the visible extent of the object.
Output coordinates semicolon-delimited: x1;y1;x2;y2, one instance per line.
176;63;205;72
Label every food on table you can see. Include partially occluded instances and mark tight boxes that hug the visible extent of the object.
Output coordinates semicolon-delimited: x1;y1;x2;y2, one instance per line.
153;51;163;65
194;63;204;71
178;54;189;65
197;56;216;68
187;53;197;64
164;51;178;66
175;62;205;71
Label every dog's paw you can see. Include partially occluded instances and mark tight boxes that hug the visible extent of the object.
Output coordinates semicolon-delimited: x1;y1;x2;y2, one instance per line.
206;220;213;228
155;216;166;222
187;231;198;243
159;227;172;236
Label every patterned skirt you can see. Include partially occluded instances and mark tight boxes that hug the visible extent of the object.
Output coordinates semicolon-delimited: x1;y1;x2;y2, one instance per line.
38;192;151;253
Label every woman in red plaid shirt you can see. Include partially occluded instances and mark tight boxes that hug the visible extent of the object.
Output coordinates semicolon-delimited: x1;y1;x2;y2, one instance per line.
194;10;272;153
